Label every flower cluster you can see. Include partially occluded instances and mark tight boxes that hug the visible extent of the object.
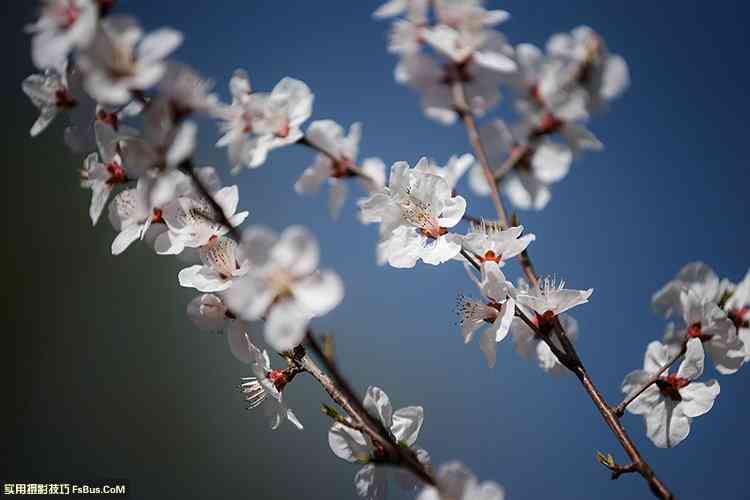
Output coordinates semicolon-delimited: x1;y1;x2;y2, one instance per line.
620;262;749;447
24;0;749;499
376;3;628;211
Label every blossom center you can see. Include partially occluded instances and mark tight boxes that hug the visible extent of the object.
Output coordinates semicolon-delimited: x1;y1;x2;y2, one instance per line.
267;268;296;300
728;307;749;329
108;47;137;80
332;157;355;178
480;250;502;263
54;89;76;109
97;109;119;129
51;2;80;29
275;120;290;138
529;83;545;108
399;195;445;238
534;113;563;136
201;237;240;280
535;310;557;333
687;322;712;342
151;208;163;223
106;162;126;184
655;374;689;402
266;369;289;391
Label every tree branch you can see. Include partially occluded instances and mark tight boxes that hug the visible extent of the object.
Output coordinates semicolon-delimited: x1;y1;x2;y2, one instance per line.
449;68;510;228
304;332;435;486
449;68;675;500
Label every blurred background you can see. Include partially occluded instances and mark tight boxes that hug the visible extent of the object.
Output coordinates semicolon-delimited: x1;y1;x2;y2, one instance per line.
4;1;749;499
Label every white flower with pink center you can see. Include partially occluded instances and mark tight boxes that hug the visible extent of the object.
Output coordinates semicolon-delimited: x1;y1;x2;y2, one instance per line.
78;16;183;104
513;275;593;321
239;335;302;430
723;270;750;362
359;158;466;268
457;261;515;367
663;289;743;375
22;66;77;137
107;170;194;255
511;299;578;376
155;184;249;256
26;0;98;70
216;73;314;171
461;221;535;266
622;339;720;448
328;386;428;500
80;123;148;225
224;226;344;352
178;236;250;293
652;261;725;318
295;120;386;219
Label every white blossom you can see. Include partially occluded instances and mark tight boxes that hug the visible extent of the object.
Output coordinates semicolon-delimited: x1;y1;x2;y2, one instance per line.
359;158;466;268
652;262;724;318
328;386;428;500
118;99;197;174
545;25;629;112
187;293;235;332
295;120;385;219
435;0;510;31
417;461;504;500
663;289;743;375
239;335;303;430
621;339;719;448
512;310;578;375
107;170;194;255
395;53;504;125
387;19;424;55
421;25;515;73
216;73;314;171
186;293;252;363
416;154;475;191
158;62;219;116
80;123;147;225
64;65;143;153
723;270;750;362
468;119;574;210
78;16;183;104
26;0;98;70
461;221;534;266
457;262;515;367
156;183;249;256
373;0;429;23
178;236;250;292
224;226;344;352
513;276;593;319
22;67;76;137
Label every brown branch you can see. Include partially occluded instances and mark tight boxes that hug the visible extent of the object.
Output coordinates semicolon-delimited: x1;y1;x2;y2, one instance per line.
179;160;434;487
449;67;510;228
493;145;528;183
304;332;435;486
296;135;375;183
447;63;676;500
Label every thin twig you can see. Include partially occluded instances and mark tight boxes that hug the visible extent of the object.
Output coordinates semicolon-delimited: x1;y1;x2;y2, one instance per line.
449;67;509;228
493;145;527;182
296;136;375;183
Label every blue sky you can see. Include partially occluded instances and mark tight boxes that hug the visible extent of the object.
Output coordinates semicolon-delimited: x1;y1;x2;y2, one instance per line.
7;1;750;500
